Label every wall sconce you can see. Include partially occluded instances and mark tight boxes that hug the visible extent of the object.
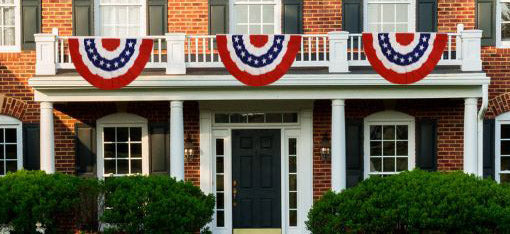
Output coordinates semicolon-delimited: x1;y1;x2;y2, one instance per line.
184;134;194;162
320;135;331;161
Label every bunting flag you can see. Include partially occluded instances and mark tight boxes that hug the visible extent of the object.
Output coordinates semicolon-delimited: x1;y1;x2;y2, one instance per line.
69;38;153;90
217;34;301;86
362;33;447;84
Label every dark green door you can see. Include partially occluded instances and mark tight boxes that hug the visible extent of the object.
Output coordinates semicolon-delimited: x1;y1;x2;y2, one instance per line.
232;129;281;229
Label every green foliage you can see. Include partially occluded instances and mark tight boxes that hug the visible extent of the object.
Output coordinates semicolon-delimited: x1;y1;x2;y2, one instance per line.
307;170;510;233
0;170;100;233
101;175;215;233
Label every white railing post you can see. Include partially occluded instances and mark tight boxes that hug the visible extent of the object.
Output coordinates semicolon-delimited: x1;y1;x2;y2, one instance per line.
456;24;464;60
328;31;349;73
460;29;483;71
34;31;57;76
165;33;186;74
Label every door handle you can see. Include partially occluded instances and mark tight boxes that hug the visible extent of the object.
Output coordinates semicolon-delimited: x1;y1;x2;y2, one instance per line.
232;180;238;201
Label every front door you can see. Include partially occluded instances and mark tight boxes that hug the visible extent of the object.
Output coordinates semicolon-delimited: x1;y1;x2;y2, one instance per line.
232;129;281;232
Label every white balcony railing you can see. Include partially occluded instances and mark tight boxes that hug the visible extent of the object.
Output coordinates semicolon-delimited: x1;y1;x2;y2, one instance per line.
34;24;482;76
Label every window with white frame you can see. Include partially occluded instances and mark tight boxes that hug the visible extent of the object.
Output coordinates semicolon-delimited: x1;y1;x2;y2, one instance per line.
0;115;22;175
364;0;415;32
364;111;415;178
495;112;510;183
499;0;510;47
97;113;149;178
0;0;20;51
96;0;147;36
287;137;297;227
215;138;225;228
231;0;280;34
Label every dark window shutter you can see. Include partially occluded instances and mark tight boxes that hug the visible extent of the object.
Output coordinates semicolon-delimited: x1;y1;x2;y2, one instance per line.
75;123;96;176
417;0;437;32
342;0;362;33
282;0;303;34
209;0;229;35
23;124;40;170
416;119;437;171
148;0;168;36
483;119;496;179
346;119;363;188
150;123;170;174
477;0;496;46
22;0;41;50
73;0;94;36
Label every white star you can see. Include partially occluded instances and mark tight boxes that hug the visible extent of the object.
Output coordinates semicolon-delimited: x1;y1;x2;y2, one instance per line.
273;47;278;52
400;57;404;62
236;45;242;50
419;45;425;50
120;58;125;63
393;55;398;60
88;48;94;53
125;51;131;56
128;42;134;47
241;51;246;57
414;52;419;57
254;60;259;65
106;63;111;68
408;57;413;62
234;36;240;42
276;38;281;44
247;57;252;62
262;58;267;64
99;60;104;66
86;40;92;46
382;43;388;48
386;50;391;55
422;36;427;42
380;34;385;40
92;55;97;61
114;62;119;67
269;54;273;59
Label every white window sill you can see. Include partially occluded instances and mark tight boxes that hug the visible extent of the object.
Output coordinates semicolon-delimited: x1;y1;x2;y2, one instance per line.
0;45;21;53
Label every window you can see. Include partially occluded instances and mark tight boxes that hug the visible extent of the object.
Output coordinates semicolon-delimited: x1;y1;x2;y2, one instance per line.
215;138;225;227
96;0;147;36
214;112;298;124
364;0;415;32
231;0;280;34
494;112;510;183
364;111;415;178
0;0;20;51
97;113;149;178
499;0;510;47
287;138;297;227
0;115;22;175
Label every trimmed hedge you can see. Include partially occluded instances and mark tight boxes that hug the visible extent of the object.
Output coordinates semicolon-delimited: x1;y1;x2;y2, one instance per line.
101;175;215;233
0;170;100;233
307;170;510;233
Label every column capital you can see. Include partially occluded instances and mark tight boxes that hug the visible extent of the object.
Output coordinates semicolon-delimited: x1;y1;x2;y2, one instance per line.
40;101;53;109
170;100;183;108
464;98;478;105
332;99;345;106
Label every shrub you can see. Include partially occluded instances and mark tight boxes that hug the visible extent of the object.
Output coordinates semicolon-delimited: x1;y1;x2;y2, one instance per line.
307;170;510;233
0;170;100;233
101;175;215;233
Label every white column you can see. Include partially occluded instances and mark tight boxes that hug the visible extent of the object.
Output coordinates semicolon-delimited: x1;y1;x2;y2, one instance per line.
40;102;55;173
464;98;478;174
331;99;346;191
328;31;349;73
165;33;186;74
170;101;185;180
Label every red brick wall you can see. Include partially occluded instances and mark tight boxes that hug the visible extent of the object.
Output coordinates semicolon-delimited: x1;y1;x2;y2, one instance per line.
167;0;208;34
312;99;464;199
437;0;476;32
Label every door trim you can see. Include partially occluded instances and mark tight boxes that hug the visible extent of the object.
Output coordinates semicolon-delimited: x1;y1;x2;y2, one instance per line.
199;101;313;234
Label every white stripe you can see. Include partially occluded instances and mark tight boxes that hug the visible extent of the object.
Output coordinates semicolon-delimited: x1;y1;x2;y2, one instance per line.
95;39;127;60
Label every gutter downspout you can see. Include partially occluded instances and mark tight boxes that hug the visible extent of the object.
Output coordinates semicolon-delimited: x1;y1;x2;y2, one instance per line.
477;84;489;177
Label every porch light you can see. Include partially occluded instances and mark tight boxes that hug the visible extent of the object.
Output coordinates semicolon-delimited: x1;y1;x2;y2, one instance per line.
320;135;331;161
184;134;194;162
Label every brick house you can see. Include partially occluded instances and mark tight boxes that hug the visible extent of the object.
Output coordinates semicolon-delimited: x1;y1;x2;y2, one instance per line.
0;0;508;233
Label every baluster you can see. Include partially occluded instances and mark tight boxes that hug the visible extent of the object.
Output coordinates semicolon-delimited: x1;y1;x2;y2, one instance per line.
210;37;214;62
60;39;64;63
195;37;199;62
158;38;162;63
323;36;327;61
300;37;304;61
187;37;191;63
357;36;361;60
308;37;311;61
448;35;452;60
151;39;155;62
202;37;206;62
350;36;354;61
315;36;319;61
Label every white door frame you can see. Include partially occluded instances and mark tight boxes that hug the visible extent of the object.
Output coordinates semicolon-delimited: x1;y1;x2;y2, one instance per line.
199;101;313;234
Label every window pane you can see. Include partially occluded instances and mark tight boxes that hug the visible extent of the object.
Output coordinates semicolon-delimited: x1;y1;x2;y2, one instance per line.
262;25;274;34
215;114;229;123
367;4;381;26
502;23;510;40
289;138;297;155
230;113;247;123
289;210;297;227
216;157;224;173
370;126;382;140
0;145;3;158
501;140;510;155
396;141;408;156
5;160;15;173
130;127;141;141
217;211;225;227
383;157;395;172
117;143;129;158
289;191;297;208
130;143;142;158
502;3;510;22
5;145;15;159
289;174;297;191
249;25;261;34
370;141;382;156
383;126;395;140
395;4;408;22
0;161;3;175
396;157;408;171
217;193;224;209
383;141;395;156
382;4;394;22
0;128;4;142
502;157;510;171
5;128;16;143
396;125;408;140
104;160;116;174
248;113;264;123
104;128;115;142
3;7;14;26
283;113;298;123
370;157;382;172
235;5;249;23
249;5;262;23
117;160;129;174
266;113;282;123
216;139;224;155
289;156;296;173
117;128;128;142
216;174;224;191
501;173;510;183
131;159;142;174
236;25;248;34
262;5;274;23
502;124;510;139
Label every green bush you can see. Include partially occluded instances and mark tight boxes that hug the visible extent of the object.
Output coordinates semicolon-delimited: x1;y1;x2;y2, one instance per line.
101;175;215;233
307;170;510;233
0;170;100;233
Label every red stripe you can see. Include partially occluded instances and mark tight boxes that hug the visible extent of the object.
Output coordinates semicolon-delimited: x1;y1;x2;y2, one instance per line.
69;39;153;90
